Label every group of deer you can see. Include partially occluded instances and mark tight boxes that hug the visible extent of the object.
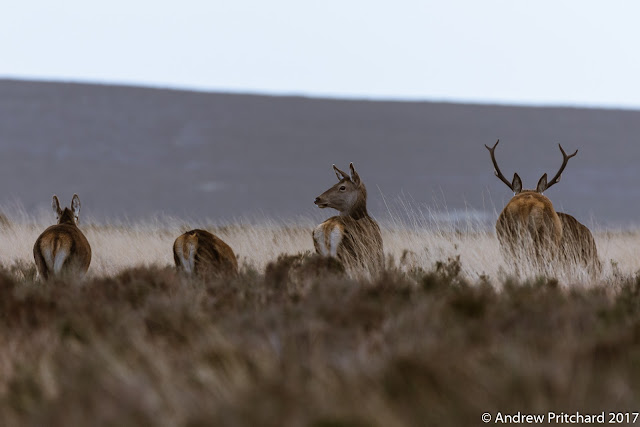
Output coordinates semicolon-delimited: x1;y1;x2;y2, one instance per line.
32;195;239;279
32;141;599;280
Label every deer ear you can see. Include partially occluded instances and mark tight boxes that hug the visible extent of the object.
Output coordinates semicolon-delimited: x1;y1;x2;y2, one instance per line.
333;165;342;181
71;194;81;221
332;164;350;182
512;174;522;194
349;163;361;186
536;174;548;193
52;195;62;217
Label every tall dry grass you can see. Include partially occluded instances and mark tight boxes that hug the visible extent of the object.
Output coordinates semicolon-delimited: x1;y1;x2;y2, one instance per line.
0;206;636;285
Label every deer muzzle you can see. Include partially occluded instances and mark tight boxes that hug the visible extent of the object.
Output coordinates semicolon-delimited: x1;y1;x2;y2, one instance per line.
314;197;328;208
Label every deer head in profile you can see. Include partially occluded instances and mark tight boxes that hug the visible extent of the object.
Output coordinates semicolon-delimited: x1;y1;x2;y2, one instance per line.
314;163;369;220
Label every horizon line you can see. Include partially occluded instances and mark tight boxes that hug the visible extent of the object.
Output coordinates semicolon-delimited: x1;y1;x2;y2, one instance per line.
2;75;640;113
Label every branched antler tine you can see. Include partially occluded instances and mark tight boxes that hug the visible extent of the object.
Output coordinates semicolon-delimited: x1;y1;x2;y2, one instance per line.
545;143;578;190
484;139;514;191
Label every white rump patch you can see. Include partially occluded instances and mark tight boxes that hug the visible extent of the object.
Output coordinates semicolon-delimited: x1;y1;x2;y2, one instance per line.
329;226;343;257
43;247;55;271
313;227;328;256
53;248;68;273
185;243;196;273
175;241;196;274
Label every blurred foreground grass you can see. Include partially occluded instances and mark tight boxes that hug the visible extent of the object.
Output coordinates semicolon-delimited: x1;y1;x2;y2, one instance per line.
0;254;639;426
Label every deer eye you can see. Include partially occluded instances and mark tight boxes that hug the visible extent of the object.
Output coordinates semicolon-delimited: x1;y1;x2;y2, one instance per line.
339;186;346;191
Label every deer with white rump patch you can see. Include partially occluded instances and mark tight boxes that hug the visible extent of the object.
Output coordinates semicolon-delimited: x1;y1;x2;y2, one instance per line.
173;229;238;277
33;194;92;279
313;163;383;274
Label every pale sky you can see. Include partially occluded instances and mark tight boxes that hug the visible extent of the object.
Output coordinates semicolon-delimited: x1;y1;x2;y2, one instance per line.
2;0;640;108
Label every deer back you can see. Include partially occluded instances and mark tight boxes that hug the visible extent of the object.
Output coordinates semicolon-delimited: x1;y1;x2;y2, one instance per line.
497;191;563;246
173;229;238;277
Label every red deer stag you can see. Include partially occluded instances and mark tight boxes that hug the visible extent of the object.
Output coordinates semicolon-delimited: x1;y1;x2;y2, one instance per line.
33;194;92;279
313;163;383;273
486;140;601;277
173;229;238;277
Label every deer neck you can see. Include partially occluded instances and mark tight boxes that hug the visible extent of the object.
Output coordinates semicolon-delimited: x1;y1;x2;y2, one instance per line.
340;194;369;220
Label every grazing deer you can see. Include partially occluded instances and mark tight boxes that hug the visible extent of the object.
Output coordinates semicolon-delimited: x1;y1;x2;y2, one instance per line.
173;229;238;277
313;163;384;273
33;194;92;279
486;140;601;277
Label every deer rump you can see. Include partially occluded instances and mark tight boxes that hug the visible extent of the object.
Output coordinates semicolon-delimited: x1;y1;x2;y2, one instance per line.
173;229;238;277
496;208;601;277
33;224;92;279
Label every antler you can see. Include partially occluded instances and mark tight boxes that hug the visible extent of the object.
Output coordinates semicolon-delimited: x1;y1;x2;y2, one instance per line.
543;144;578;191
484;140;514;191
